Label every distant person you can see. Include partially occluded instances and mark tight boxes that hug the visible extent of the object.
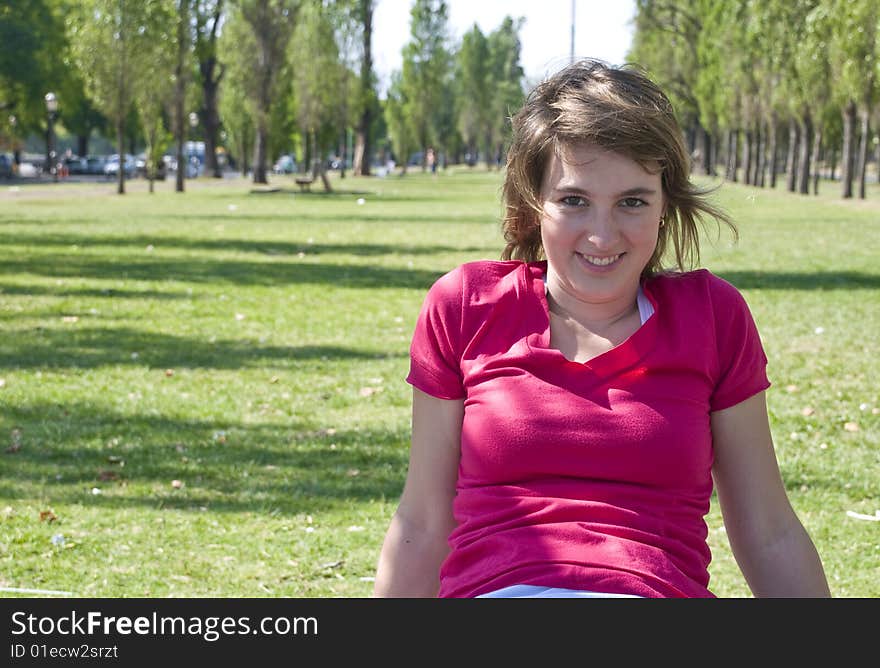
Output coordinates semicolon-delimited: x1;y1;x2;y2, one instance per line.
426;147;437;175
373;59;830;598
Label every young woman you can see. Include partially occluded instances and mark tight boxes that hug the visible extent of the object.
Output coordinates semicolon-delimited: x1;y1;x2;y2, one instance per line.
373;60;830;598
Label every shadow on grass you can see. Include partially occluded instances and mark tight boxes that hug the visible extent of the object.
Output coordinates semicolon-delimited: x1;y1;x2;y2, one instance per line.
0;283;191;300
0;400;408;514
0;231;490;258
0;327;404;370
717;270;880;290
0;254;445;290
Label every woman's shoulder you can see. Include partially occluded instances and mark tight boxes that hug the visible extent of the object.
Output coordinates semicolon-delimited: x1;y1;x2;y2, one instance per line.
435;259;537;295
647;268;750;311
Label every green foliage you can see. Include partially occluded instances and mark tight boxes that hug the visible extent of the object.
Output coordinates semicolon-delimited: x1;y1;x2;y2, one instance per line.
291;0;345;162
486;17;525;159
0;0;59;136
827;0;879;107
399;0;452;159
217;4;257;169
455;24;490;153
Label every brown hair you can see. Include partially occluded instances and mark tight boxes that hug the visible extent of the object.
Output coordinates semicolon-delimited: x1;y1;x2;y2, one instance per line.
500;59;735;276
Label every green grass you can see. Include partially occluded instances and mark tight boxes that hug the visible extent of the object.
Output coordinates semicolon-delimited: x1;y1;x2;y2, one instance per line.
0;168;877;598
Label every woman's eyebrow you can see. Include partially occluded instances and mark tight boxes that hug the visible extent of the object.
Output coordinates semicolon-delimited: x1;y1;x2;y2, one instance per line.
550;185;659;197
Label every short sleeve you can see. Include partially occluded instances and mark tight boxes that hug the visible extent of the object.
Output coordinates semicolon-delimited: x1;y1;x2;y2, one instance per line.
406;267;466;400
709;276;771;412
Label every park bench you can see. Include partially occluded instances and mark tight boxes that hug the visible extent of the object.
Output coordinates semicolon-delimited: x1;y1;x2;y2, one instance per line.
295;175;314;192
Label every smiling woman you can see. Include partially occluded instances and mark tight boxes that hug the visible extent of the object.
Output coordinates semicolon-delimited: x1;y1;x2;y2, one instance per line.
373;59;832;599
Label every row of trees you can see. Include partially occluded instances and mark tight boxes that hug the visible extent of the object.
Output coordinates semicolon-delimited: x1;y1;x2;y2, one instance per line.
0;0;526;195
630;0;880;199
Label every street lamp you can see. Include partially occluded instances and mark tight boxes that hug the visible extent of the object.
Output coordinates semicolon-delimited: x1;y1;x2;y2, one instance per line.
44;92;58;182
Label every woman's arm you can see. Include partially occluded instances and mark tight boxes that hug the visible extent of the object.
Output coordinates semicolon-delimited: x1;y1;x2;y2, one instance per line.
711;391;831;597
373;388;464;597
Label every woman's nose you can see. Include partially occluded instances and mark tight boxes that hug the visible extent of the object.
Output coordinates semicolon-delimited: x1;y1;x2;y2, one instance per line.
584;208;618;249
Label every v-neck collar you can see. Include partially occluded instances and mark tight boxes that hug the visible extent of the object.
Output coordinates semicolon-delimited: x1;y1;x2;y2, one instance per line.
523;261;658;376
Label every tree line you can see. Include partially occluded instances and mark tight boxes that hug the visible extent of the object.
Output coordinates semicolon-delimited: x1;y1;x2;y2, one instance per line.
630;0;880;199
0;0;525;194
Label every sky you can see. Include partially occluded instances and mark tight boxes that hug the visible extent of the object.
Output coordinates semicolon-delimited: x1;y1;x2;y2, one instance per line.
371;0;637;96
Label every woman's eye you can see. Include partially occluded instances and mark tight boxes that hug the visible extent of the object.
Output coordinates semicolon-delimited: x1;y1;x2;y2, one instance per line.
620;197;647;208
561;195;587;207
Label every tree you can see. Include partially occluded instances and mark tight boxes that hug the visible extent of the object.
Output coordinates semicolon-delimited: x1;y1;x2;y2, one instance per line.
486;16;525;168
344;0;377;176
171;0;194;193
67;0;159;194
455;24;490;166
194;0;226;178
384;70;414;174
132;1;177;193
0;0;58;144
291;0;342;191
829;0;879;198
399;0;451;171
238;0;300;184
217;6;256;174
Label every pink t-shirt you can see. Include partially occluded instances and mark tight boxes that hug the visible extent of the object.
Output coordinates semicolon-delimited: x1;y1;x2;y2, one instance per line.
406;260;770;598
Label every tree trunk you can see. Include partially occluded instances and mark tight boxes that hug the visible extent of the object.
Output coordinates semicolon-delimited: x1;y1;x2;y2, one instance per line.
77;134;88;158
200;59;224;178
756;122;766;187
697;124;713;175
743;129;752;185
786;120;798;192
811;126;822;195
768;116;778;189
116;117;125;195
174;0;189;193
354;0;374;176
841;100;856;198
726;129;738;181
797;111;812;195
857;108;870;199
253;121;268;184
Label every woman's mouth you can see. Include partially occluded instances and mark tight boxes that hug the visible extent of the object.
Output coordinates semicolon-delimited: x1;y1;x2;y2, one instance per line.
578;252;623;267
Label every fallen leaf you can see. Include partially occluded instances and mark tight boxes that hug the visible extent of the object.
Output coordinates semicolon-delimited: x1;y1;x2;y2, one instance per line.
844;422;859;432
98;470;118;481
801;407;814;417
319;560;344;570
359;386;382;397
346;468;360;477
0;378;5;388
39;510;58;523
234;313;245;321
269;376;279;384
171;479;183;489
62;316;78;323
164;369;174;377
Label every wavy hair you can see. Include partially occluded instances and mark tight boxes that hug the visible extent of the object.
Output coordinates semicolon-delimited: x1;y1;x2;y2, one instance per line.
500;59;735;276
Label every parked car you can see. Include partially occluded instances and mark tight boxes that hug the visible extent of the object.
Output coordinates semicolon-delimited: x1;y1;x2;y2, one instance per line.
273;154;297;174
104;154;136;178
0;153;13;179
85;156;106;175
64;156;88;175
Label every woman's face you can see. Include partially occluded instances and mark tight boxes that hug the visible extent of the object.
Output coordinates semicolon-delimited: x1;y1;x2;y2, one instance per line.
539;143;665;312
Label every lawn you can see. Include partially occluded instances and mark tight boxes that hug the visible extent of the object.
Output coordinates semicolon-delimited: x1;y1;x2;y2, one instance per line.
0;168;877;598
